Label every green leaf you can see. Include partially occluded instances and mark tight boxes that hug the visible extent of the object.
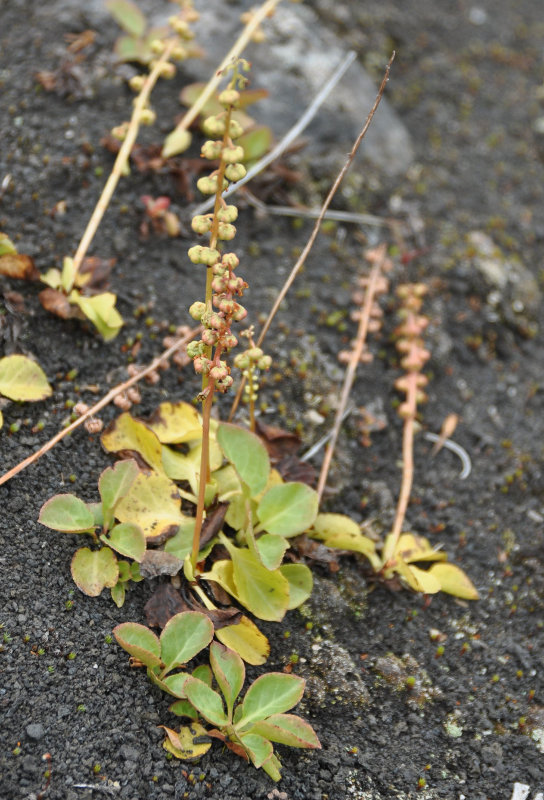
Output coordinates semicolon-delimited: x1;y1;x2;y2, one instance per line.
0;354;52;402
71;547;119;597
98;459;139;529
184;677;228;727
237;125;272;162
117;560;131;582
239;733;273;768
237;673;305;728
222;540;290;622
39;494;95;533
428;562;479;600
113;621;162;669
160;612;214;675
192;664;213;686
103;522;146;562
88;502;104;528
105;0;147;37
69;291;123;341
255;533;289;570
256;483;318;537
164;519;195;561
162;672;191;698
279;563;313;609
210;642;245;718
0;232;17;256
217;423;270;496
249;713;321;749
169;700;199;720
161;128;192;159
261;752;282;782
110;581;126;608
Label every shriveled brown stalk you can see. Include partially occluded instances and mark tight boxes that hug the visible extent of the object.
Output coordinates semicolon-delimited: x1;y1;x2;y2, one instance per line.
71;39;177;275
228;51;395;421
162;0;282;158
382;284;430;564
0;327;200;486
316;245;388;502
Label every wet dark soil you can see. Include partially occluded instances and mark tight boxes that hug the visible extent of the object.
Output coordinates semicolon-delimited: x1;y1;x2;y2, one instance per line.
1;1;544;799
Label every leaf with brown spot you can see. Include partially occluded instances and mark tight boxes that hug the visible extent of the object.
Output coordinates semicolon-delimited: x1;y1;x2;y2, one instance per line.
0;253;40;281
38;288;82;319
145;583;189;629
77;256;116;292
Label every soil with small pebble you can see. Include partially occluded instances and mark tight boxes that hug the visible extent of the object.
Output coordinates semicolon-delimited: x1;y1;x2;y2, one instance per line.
1;1;544;799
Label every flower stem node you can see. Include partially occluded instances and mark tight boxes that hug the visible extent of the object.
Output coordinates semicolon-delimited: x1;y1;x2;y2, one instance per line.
218;89;241;107
201;328;219;346
168;17;195;39
196;175;228;195
225;163;247;182
222;145;245;164
128;75;145;92
150;39;166;55
202;115;227;137
191;215;213;235
217;205;238;223
222;253;239;270
209;363;228;381
217;223;236;241
201;141;223;160
139;108;157;126
188;301;207;321
188;245;220;266
232;304;248;322
193;357;212;375
186;341;205;359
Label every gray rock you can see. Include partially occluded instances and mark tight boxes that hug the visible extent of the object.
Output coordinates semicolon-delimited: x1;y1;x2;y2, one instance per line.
178;2;414;177
25;723;45;740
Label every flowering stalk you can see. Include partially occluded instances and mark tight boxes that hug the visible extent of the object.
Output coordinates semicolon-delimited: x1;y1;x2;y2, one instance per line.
186;62;250;567
234;328;272;432
382;283;430;565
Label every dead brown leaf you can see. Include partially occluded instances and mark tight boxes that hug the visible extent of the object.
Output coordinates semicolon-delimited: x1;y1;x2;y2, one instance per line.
0;253;40;281
38;288;82;319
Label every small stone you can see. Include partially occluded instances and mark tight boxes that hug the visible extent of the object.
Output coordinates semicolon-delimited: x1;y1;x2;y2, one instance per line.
26;723;45;740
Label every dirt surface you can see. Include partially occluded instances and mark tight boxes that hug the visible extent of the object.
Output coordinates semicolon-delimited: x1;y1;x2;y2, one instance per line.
1;1;544;799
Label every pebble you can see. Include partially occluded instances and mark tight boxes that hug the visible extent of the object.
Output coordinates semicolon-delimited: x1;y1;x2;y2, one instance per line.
25;722;45;740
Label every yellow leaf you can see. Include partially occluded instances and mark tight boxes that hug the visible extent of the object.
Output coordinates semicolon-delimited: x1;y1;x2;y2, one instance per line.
0;409;3;430
147;401;202;444
61;256;77;292
215;615;270;665
0;355;52;402
387;556;441;594
396;533;447;564
70;291;123;341
115;471;186;542
407;564;442;594
40;267;62;289
428;563;479;600
162;439;223;494
102;412;165;474
313;512;361;538
160;722;212;759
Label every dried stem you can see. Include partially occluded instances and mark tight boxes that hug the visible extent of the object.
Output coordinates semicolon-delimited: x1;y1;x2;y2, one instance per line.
316;245;386;502
71;39;176;275
191;383;214;567
162;0;282;158
228;52;395;421
0;328;200;486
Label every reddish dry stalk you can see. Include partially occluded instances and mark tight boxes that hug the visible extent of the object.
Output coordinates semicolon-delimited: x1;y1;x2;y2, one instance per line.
192;383;215;567
228;52;396;422
386;379;416;558
0;328;200;486
316;245;386;502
